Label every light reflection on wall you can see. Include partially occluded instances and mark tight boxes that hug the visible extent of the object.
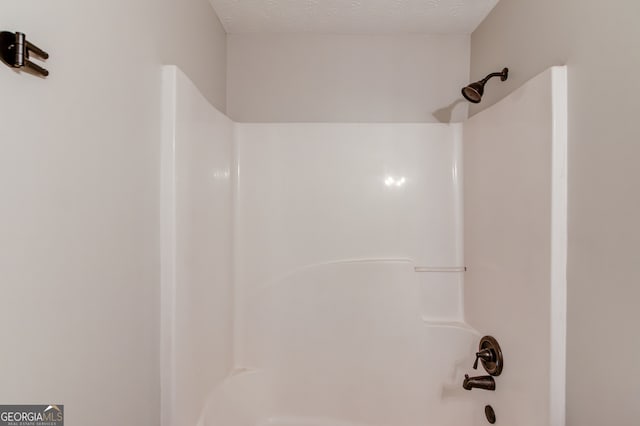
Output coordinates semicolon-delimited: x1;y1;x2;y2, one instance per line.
384;176;406;188
212;169;231;180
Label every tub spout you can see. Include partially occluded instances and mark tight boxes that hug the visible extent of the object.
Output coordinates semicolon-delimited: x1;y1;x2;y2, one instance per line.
462;374;495;391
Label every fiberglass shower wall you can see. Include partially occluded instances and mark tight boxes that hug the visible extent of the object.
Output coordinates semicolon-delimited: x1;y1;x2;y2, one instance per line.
233;123;466;368
161;66;234;426
160;65;567;426
160;66;471;426
464;67;567;426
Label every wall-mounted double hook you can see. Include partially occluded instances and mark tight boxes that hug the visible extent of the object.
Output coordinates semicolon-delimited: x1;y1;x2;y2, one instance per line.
0;31;49;77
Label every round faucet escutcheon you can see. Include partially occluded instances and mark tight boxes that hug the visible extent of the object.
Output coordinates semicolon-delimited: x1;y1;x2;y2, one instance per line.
476;336;503;376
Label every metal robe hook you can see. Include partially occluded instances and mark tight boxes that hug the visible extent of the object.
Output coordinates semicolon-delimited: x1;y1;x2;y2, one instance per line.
0;31;50;77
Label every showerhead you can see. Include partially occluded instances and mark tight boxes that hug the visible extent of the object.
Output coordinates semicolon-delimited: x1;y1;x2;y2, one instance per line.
462;68;509;103
462;82;485;103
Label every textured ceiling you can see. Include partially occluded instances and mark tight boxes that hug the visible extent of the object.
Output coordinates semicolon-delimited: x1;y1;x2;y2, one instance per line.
210;0;499;35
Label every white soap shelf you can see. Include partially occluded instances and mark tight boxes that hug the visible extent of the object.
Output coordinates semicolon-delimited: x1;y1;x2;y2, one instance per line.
414;266;466;273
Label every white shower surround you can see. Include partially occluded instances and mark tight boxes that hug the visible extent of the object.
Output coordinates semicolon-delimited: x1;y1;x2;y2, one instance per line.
161;66;567;426
231;122;472;426
161;67;235;426
464;67;567;426
234;122;466;369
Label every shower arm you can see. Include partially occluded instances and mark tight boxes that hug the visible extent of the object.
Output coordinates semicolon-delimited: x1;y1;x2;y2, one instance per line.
480;69;508;85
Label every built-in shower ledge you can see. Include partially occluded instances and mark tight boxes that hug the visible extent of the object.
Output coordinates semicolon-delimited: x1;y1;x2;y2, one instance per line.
414;266;466;273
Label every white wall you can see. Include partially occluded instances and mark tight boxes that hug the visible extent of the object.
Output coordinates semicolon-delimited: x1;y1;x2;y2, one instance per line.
0;1;226;425
227;34;470;123
161;67;234;426
464;68;567;426
470;1;640;424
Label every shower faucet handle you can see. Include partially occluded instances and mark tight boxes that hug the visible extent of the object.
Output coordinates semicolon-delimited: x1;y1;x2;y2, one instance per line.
473;336;504;376
473;348;495;370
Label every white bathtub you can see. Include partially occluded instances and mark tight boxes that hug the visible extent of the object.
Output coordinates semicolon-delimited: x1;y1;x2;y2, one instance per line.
199;262;482;426
199;330;481;426
257;417;372;426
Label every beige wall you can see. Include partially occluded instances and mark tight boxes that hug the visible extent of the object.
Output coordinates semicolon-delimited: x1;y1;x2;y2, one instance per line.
0;1;225;425
161;0;227;111
227;34;470;122
471;1;640;425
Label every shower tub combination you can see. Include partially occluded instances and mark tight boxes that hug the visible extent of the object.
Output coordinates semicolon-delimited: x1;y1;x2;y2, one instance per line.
161;66;567;426
201;262;479;426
